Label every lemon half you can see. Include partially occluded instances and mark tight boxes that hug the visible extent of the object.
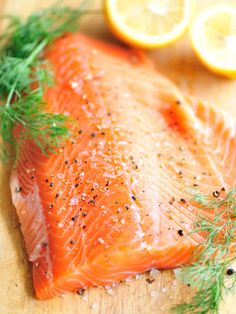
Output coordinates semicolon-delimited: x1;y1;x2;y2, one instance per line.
104;0;195;48
191;5;236;78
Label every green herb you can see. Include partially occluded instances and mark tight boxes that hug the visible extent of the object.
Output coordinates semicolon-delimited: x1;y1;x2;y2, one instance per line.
173;189;236;314
0;1;92;159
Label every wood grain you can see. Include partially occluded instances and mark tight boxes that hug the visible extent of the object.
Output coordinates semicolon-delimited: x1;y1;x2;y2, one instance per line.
0;1;236;313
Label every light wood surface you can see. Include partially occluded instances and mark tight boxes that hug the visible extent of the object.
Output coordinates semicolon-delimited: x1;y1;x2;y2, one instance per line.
0;1;236;313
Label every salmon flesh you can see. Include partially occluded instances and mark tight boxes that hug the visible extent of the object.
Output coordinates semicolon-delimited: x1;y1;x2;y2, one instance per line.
10;33;236;299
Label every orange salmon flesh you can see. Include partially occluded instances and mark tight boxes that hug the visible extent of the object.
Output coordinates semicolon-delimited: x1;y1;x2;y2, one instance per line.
10;33;236;299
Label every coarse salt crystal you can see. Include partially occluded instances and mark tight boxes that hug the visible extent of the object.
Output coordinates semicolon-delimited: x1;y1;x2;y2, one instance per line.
150;290;158;298
71;81;79;89
107;288;114;296
90;303;97;310
58;222;64;228
98;237;104;244
135;274;142;280
82;295;88;302
86;74;93;80
70;197;78;206
150;268;160;278
161;287;168;293
140;242;148;249
58;207;66;214
123;92;130;98
173;268;181;277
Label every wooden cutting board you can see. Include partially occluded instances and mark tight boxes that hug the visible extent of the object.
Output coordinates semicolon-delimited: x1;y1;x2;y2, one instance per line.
0;1;236;313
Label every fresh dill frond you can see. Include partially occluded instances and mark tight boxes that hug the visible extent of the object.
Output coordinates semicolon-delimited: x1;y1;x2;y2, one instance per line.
1;3;89;59
173;189;236;314
0;89;70;154
0;1;92;159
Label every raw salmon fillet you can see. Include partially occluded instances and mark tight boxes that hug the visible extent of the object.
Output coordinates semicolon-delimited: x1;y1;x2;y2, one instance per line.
10;33;236;299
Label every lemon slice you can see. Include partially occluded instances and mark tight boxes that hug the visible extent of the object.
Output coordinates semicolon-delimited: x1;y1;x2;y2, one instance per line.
104;0;195;48
190;5;236;78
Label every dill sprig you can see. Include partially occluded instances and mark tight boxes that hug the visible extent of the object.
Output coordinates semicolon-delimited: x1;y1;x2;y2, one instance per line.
173;189;236;314
0;1;91;158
